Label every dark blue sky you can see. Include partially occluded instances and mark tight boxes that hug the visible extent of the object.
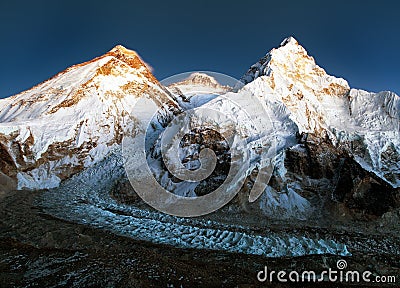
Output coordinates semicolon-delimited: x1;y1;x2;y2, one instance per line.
0;0;399;98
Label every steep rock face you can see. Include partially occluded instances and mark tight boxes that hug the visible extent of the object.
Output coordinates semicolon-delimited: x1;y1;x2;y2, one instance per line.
0;171;15;196
0;45;178;189
284;133;399;218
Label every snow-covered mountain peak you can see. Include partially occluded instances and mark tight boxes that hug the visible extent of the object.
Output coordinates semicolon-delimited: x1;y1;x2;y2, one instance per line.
105;45;155;80
0;45;164;122
241;36;348;94
240;38;400;188
168;72;229;90
186;72;220;85
240;37;350;133
0;46;176;189
108;44;138;56
165;72;233;109
279;36;298;47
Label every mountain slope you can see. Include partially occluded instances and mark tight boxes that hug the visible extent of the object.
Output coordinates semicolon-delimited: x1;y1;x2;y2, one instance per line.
0;45;178;189
153;37;398;220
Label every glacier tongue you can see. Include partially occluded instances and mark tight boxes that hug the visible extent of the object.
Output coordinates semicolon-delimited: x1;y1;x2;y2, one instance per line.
37;148;351;258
